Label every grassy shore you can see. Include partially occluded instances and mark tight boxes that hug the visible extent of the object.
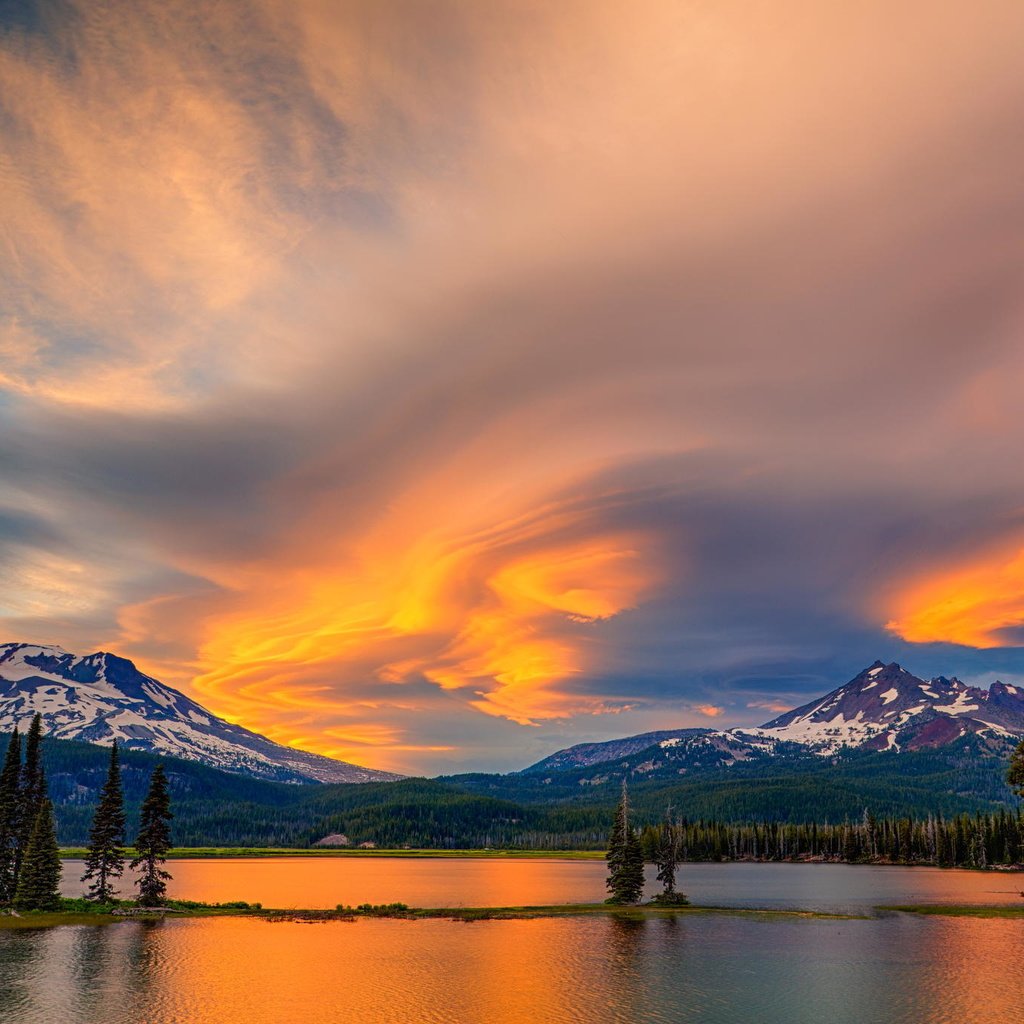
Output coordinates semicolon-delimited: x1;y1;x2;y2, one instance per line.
878;904;1024;919
57;847;605;860
0;898;864;930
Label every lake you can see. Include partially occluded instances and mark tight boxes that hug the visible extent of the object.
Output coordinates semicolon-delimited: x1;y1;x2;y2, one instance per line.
58;857;1024;913
3;861;1023;1023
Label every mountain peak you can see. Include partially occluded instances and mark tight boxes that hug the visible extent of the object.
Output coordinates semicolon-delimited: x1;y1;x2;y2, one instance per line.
756;661;1024;753
523;661;1024;777
0;641;402;785
1;641;70;659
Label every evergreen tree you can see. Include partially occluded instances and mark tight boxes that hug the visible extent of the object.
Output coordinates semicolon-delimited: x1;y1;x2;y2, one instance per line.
842;824;860;862
863;809;878;858
0;729;21;904
1007;740;1024;802
652;808;687;905
81;742;126;903
605;782;630;902
623;820;645;900
131;765;173;905
13;798;62;911
605;781;645;904
16;714;45;882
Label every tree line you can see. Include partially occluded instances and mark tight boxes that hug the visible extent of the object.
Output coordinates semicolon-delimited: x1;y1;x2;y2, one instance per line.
35;730;1019;850
0;718;173;911
635;809;1024;867
603;789;1024;908
601;746;1024;905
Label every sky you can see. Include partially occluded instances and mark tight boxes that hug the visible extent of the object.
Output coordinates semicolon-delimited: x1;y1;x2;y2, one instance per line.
2;1;1024;775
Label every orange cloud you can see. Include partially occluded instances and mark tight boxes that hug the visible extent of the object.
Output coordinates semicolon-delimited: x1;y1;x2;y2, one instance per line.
885;540;1024;648
393;534;655;725
184;486;662;753
747;700;793;715
695;704;724;718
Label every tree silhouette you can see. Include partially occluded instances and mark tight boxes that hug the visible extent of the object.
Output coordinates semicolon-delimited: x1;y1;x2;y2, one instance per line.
131;765;173;905
605;781;645;904
0;728;21;904
82;742;127;902
13;798;62;911
16;715;45;882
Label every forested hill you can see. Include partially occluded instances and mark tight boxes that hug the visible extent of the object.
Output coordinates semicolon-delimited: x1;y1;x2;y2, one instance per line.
29;732;1021;849
40;737;536;848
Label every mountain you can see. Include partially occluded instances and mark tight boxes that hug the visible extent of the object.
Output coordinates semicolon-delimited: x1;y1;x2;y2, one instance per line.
524;728;713;774
0;643;402;785
521;660;1024;776
757;660;1024;751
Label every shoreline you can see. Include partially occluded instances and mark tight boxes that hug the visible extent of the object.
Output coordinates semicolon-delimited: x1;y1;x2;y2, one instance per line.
877;904;1024;919
55;847;1024;869
0;899;866;930
57;847;607;861
8;897;1024;931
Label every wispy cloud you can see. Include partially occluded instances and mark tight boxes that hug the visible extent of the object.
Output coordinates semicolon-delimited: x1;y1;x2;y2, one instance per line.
2;1;1024;772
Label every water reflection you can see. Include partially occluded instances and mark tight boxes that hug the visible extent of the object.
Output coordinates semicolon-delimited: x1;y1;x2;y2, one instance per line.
3;913;1024;1024
11;862;1024;1023
58;859;1024;914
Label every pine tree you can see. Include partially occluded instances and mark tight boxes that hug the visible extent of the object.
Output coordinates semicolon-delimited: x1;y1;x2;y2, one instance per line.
863;809;878;859
131;765;173;906
605;781;645;905
13;798;62;911
0;729;21;904
81;742;126;903
842;824;860;862
652;809;687;905
605;781;629;902
624;820;645;898
16;714;45;883
1007;740;1024;802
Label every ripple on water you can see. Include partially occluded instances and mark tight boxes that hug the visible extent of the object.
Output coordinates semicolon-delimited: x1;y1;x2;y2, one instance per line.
3;913;1024;1024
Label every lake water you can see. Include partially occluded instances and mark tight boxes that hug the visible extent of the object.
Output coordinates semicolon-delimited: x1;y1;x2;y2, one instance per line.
4;861;1024;1023
58;857;1024;913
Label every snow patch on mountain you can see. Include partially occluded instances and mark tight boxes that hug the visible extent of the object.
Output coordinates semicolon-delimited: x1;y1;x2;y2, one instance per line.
0;642;402;785
754;661;1024;754
523;660;1024;775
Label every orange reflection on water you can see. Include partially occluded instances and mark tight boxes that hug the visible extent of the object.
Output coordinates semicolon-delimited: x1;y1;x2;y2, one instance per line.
10;912;1024;1024
61;855;608;909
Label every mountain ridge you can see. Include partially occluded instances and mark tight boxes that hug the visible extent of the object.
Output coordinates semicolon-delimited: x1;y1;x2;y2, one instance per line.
522;660;1024;776
0;642;401;785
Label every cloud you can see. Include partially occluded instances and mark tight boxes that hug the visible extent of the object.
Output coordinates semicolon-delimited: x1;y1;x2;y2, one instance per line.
695;705;723;718
746;700;793;716
886;539;1024;649
2;1;1024;771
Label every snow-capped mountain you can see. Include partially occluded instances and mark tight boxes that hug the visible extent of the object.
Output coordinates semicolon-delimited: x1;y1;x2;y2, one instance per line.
522;660;1024;775
757;660;1024;752
0;643;402;785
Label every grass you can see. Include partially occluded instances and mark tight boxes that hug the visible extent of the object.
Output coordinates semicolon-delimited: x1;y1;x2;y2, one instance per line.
878;904;1024;919
0;898;265;930
0;912;125;930
0;898;862;930
391;904;863;922
57;847;606;861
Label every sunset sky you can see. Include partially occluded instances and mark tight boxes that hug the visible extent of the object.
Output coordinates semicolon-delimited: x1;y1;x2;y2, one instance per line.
3;1;1024;774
